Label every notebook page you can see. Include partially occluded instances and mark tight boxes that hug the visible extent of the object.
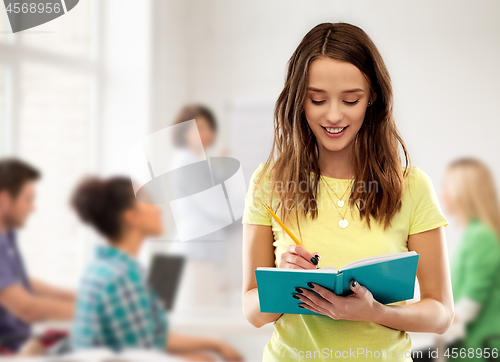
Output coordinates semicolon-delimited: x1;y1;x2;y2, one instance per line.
340;251;417;271
256;266;339;273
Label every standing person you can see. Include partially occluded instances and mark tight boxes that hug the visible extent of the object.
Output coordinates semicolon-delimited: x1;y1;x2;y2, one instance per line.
168;104;230;310
0;157;75;354
439;158;500;362
169;103;228;263
242;22;454;362
70;176;243;361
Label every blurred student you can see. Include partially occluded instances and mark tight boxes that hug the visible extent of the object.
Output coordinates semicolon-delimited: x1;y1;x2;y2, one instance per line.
0;158;75;354
70;176;243;361
168;104;230;309
440;157;500;362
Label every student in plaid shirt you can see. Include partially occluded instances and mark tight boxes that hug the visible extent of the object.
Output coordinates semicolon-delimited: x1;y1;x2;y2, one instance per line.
70;176;243;361
71;244;168;351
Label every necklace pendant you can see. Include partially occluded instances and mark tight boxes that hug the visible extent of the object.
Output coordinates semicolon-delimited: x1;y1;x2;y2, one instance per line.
337;199;344;208
339;219;348;229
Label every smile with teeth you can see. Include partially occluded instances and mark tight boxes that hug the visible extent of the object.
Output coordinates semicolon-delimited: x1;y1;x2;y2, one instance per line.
323;126;348;134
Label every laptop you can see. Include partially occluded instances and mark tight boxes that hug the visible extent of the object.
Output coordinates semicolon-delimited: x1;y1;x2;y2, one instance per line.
147;254;186;311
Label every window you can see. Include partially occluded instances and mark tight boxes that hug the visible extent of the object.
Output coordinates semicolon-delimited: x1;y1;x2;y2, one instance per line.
0;1;101;287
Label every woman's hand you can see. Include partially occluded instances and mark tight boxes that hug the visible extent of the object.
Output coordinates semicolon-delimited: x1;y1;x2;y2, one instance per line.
176;351;218;361
218;146;229;157
293;279;382;322
215;340;244;361
279;244;321;269
166;333;244;361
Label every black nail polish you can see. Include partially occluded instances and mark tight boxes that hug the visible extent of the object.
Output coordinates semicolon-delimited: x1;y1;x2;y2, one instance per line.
298;304;304;308
310;257;318;265
292;294;301;299
295;287;303;293
351;280;358;288
314;254;321;261
307;282;314;288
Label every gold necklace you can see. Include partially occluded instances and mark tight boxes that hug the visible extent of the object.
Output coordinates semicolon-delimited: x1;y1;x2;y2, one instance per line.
320;176;354;229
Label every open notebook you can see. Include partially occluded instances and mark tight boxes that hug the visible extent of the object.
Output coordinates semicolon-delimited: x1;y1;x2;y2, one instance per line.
255;251;419;316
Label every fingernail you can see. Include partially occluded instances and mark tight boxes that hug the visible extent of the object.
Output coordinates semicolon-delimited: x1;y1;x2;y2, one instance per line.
314;254;321;261
307;282;315;288
310;257;318;265
295;287;303;293
298;304;304;308
292;294;301;299
351;280;358;288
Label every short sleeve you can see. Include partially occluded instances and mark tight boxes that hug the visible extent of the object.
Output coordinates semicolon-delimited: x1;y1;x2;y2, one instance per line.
461;226;500;304
0;246;19;292
242;162;272;226
408;167;449;235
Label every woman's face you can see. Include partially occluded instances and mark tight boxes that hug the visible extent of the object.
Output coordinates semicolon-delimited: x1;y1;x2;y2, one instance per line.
186;116;215;150
304;57;375;155
131;198;164;237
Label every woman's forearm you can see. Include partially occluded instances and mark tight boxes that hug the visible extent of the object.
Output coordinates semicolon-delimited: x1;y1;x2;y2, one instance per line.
30;278;76;302
243;288;282;328
372;297;454;334
166;332;221;353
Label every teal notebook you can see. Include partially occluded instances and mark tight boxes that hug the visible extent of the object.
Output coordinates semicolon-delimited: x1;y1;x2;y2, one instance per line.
255;251;419;316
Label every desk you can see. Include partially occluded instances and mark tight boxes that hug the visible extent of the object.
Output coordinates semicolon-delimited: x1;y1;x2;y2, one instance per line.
34;310;459;362
33;306;274;362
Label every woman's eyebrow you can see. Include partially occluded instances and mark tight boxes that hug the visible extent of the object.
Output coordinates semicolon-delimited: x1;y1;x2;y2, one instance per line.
307;87;364;94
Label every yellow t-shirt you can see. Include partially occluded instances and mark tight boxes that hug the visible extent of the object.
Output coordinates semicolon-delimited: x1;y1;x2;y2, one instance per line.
242;162;449;362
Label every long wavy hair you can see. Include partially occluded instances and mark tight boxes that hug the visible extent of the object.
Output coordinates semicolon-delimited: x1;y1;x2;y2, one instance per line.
254;22;411;240
445;158;500;241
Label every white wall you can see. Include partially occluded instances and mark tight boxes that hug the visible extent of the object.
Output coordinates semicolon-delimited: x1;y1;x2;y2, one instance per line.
100;0;152;176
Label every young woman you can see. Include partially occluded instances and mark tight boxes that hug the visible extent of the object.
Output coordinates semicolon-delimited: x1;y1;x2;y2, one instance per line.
70;176;243;361
440;158;500;362
242;22;454;361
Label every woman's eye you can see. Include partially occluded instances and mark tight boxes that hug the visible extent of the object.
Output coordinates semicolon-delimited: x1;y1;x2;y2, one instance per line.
310;99;360;105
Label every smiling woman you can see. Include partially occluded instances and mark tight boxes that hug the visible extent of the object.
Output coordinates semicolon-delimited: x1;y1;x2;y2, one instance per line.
242;22;454;362
306;60;371;144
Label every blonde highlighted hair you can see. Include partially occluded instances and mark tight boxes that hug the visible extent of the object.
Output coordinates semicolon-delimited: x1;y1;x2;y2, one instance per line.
445;157;500;241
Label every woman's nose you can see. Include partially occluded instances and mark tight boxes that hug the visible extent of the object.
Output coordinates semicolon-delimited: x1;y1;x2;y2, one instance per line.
325;101;343;123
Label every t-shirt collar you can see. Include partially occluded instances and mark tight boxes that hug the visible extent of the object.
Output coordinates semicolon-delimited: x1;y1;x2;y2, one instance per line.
0;228;16;246
94;243;138;267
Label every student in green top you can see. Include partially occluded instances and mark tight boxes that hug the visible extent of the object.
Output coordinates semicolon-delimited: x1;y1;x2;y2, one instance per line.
242;22;454;362
440;157;500;361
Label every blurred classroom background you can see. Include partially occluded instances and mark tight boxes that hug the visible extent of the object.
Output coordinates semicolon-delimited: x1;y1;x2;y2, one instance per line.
0;0;499;360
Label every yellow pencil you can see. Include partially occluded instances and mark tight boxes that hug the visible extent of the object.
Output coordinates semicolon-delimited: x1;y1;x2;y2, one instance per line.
263;203;304;247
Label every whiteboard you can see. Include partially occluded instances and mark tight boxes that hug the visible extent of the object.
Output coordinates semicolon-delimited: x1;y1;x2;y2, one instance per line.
228;96;276;184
